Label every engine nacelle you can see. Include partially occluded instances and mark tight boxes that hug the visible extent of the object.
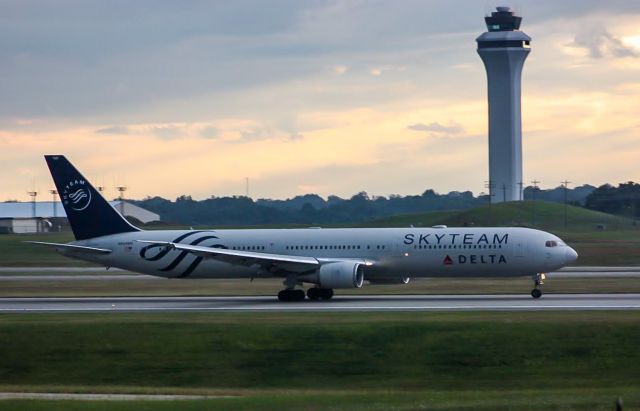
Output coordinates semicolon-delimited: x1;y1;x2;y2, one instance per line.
317;261;364;289
368;277;411;285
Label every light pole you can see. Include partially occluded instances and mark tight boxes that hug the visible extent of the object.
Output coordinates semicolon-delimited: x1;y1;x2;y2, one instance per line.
27;191;38;218
116;186;127;215
49;190;58;217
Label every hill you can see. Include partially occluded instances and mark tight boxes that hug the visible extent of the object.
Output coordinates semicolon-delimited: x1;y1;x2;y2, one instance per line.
363;201;635;232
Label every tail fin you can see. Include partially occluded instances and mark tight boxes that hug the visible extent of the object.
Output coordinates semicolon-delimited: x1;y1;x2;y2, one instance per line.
45;155;140;240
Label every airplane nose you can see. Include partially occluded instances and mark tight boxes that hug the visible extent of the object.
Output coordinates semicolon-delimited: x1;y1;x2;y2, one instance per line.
565;247;578;264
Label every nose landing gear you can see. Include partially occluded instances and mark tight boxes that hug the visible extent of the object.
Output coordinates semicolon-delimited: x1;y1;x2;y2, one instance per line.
531;273;545;299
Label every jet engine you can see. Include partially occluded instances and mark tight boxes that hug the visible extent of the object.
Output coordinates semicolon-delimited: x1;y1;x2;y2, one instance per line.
316;261;364;289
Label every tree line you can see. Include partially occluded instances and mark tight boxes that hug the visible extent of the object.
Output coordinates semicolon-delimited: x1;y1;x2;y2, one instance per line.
133;185;600;226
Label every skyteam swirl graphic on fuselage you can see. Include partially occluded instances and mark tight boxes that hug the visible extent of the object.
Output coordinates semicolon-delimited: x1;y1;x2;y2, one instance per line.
139;230;227;278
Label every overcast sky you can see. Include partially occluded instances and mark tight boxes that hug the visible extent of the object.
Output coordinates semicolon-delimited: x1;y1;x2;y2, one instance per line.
2;0;640;201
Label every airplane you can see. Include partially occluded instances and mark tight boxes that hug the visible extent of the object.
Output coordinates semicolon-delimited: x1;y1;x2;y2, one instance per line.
29;155;578;301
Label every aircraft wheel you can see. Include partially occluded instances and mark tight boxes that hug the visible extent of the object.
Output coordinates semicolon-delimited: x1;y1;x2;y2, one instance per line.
278;289;306;302
293;289;306;301
307;288;321;301
320;288;334;300
277;290;291;302
531;288;542;299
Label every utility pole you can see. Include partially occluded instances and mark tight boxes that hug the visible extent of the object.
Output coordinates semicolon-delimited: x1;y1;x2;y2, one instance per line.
484;180;495;225
245;177;250;198
116;186;127;215
49;190;58;218
501;184;507;202
531;179;540;227
27;191;38;218
561;180;571;231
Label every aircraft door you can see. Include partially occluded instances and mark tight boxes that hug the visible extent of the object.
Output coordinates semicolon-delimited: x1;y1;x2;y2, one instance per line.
513;241;525;257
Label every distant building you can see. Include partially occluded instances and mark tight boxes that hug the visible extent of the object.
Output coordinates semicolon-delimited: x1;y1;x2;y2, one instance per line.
0;201;159;234
0;217;54;234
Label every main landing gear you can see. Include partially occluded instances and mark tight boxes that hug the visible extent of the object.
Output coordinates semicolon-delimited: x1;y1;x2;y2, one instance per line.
276;288;334;302
277;289;306;302
277;276;335;302
306;287;334;301
531;273;545;299
278;275;305;302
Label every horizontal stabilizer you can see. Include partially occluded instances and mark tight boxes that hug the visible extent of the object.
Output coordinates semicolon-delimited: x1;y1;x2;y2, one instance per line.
25;241;112;254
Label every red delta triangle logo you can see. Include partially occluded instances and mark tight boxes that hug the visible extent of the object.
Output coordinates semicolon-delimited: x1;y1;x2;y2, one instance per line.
443;255;454;265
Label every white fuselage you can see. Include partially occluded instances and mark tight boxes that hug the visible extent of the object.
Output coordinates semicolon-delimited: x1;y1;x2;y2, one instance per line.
62;227;576;281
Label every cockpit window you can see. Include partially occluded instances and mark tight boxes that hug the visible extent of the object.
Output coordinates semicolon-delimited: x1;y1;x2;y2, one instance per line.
545;240;558;248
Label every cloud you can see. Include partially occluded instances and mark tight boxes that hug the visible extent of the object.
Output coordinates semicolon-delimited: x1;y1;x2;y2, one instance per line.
570;27;639;59
407;121;464;136
200;126;219;139
333;65;348;74
289;132;304;141
151;125;184;140
96;125;130;135
240;128;273;141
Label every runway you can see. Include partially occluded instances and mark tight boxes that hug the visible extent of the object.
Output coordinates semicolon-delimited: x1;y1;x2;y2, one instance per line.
1;294;639;313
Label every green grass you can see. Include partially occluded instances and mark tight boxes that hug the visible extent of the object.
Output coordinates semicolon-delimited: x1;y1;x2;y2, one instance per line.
0;232;86;267
0;312;638;410
0;312;639;390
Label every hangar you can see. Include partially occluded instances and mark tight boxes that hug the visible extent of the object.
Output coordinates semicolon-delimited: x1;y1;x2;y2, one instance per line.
0;201;159;234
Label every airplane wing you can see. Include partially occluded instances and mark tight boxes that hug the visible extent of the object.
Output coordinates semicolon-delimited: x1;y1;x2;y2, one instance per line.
25;241;113;254
136;240;373;274
138;240;319;273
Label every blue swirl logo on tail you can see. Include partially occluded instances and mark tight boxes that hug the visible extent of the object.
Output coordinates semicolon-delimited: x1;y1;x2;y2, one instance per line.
62;180;92;211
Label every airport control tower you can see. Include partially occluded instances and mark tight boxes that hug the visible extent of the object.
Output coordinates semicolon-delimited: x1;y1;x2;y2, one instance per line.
477;6;530;203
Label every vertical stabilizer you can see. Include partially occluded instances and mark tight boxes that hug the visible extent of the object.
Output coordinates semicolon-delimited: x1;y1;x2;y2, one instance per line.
45;155;140;240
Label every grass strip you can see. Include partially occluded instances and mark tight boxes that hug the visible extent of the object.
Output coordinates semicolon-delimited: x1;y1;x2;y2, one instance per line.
0;312;638;392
